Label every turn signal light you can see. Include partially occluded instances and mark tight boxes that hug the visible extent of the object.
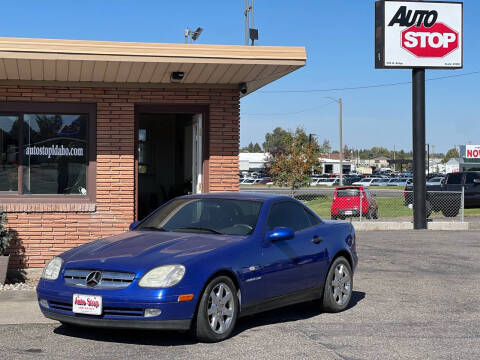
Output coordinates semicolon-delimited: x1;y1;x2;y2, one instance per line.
178;294;194;302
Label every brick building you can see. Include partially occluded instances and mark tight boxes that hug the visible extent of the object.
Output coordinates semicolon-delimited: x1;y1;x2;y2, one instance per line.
0;37;306;270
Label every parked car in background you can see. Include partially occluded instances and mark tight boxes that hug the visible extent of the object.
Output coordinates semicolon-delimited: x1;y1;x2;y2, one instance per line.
37;193;358;342
352;178;382;187
404;171;480;217
426;176;444;186
386;178;400;186
331;186;378;220
311;178;340;187
369;178;389;186
240;178;262;185
342;176;362;186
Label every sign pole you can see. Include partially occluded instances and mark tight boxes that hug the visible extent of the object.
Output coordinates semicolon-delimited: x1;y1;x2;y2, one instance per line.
412;68;427;229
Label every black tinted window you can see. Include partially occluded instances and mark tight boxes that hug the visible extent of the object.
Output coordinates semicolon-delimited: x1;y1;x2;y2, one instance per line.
337;189;360;197
138;198;262;236
267;202;311;232
465;173;480;184
305;210;321;226
447;173;462;185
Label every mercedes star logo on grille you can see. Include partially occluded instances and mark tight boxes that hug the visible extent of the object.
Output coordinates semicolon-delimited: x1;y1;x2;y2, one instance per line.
86;271;102;287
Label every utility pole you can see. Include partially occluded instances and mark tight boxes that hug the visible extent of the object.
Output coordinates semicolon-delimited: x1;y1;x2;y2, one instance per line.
339;98;343;186
244;0;258;45
322;96;343;185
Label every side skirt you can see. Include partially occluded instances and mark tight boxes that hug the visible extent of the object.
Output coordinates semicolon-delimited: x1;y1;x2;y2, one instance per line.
239;285;324;318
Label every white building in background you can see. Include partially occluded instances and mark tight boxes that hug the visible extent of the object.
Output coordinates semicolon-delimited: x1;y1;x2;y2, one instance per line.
445;158;461;173
318;158;355;174
239;152;269;174
428;158;446;174
239;152;355;175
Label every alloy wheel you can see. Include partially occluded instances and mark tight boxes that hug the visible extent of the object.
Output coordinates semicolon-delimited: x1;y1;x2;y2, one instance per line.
207;282;235;334
331;264;352;306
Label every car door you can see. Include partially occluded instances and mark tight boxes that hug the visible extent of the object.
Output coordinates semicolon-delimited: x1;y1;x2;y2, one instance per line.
259;201;329;299
464;173;480;207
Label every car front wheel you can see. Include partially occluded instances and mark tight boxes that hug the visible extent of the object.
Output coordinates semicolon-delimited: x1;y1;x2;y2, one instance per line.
322;257;353;312
193;276;238;342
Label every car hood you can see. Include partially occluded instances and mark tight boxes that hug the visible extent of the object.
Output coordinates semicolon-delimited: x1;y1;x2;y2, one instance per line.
60;230;245;273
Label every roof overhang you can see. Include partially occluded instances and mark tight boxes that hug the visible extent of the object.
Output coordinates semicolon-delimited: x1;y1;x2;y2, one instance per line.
0;37;306;96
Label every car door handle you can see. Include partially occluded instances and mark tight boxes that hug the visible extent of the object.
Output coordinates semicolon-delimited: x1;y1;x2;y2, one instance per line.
312;236;323;244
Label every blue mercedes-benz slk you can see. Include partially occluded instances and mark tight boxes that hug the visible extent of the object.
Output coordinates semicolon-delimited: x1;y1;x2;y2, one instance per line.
37;192;358;342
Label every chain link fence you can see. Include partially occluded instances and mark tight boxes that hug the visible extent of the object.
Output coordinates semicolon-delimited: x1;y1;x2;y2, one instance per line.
240;187;467;222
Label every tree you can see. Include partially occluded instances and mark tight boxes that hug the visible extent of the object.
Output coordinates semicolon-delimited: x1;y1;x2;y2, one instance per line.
267;128;320;195
319;139;331;154
262;127;292;153
240;142;262;153
443;147;459;163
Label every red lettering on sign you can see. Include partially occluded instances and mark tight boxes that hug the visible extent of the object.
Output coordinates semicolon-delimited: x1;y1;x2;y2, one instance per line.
87;298;99;308
74;297;86;306
401;23;458;57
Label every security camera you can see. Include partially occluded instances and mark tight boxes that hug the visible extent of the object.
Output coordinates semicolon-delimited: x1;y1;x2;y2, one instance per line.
239;82;248;94
171;71;185;82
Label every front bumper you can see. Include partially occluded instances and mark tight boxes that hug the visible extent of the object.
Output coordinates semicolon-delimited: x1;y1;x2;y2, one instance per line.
41;308;191;330
37;278;199;329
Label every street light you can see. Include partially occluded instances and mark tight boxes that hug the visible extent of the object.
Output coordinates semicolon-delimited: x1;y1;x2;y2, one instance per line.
185;27;203;43
323;97;343;186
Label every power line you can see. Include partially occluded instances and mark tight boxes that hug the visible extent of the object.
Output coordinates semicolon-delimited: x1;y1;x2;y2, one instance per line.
258;71;480;94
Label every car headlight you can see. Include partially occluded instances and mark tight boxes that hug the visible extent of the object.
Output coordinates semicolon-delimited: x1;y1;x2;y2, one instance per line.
42;257;63;280
138;265;186;288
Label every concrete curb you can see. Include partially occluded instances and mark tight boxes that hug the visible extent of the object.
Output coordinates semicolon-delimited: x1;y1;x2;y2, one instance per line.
352;221;469;231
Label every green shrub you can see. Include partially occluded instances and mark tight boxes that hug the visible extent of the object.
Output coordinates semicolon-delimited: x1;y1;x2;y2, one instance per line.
0;211;12;255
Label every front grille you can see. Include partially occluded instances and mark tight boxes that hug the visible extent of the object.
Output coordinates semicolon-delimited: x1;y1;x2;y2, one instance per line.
48;300;143;317
64;269;135;289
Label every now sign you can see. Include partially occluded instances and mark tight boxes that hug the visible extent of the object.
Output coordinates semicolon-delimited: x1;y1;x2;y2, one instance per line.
375;1;463;69
466;145;480;159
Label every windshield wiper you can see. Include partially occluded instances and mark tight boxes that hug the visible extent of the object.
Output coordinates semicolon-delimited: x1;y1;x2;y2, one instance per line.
174;226;224;235
139;226;168;232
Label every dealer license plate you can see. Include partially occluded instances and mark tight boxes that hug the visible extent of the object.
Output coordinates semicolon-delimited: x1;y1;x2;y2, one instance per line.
344;211;353;215
72;294;102;315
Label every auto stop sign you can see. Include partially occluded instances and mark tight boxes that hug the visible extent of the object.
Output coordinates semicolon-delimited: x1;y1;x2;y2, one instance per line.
375;1;463;68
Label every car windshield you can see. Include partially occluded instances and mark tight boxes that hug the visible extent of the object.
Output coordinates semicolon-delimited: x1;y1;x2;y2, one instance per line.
337;189;361;197
137;198;262;236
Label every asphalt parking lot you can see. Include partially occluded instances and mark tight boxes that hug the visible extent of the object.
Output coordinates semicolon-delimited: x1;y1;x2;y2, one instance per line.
1;230;479;360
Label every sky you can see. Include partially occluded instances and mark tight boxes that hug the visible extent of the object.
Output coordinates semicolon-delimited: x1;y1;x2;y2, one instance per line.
1;0;478;153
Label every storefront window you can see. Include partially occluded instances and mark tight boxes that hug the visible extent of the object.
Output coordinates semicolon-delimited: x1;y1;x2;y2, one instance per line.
23;114;88;195
0;116;19;192
0;103;94;198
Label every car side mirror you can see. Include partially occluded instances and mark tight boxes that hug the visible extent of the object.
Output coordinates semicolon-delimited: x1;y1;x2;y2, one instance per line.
129;221;140;231
268;227;294;242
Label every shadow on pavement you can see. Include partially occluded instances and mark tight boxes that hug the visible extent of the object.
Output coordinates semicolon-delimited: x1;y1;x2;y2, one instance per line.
52;290;365;346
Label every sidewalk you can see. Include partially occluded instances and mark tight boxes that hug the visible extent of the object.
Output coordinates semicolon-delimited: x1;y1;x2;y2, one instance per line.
0;290;55;325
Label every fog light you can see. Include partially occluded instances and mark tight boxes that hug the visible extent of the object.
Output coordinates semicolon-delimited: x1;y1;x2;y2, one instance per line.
39;299;49;308
144;308;162;318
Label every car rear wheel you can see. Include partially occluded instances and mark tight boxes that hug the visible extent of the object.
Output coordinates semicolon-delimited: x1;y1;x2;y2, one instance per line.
193;276;238;342
322;257;353;313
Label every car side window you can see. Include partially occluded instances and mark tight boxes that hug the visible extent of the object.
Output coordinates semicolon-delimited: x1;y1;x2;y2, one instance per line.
305;209;321;226
446;173;462;185
267;202;311;232
465;173;480;184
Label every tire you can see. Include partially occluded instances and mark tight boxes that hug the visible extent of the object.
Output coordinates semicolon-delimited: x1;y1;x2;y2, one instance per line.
331;215;337;220
442;207;459;217
373;208;379;219
193;276;238;342
366;209;372;220
322;257;353;313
